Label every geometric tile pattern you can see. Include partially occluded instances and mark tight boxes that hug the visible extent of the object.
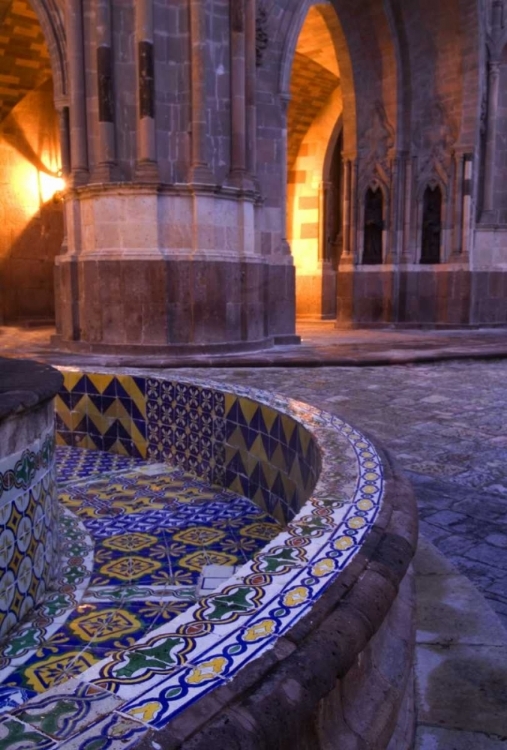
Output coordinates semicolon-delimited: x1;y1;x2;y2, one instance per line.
57;372;321;525
56;372;147;459
0;462;280;723
79;403;381;730
0;371;386;747
55;447;146;485
0;426;59;643
0;507;93;707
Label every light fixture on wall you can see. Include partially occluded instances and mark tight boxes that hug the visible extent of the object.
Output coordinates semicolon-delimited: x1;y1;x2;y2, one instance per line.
51;169;66;203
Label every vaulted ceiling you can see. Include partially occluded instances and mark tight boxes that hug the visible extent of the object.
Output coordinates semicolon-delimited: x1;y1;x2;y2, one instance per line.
288;4;341;169
0;0;51;124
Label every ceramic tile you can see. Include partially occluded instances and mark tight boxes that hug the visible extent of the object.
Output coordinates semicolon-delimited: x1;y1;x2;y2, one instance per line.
56;712;146;750
0;716;56;749
12;679;124;740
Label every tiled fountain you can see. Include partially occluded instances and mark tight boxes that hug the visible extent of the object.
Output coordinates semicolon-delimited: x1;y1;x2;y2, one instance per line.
0;362;418;750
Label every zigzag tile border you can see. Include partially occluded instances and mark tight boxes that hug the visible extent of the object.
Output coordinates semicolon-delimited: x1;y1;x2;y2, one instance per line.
0;370;385;748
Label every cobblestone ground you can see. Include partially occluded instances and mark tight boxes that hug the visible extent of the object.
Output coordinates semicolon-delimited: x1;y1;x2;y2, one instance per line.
166;361;507;628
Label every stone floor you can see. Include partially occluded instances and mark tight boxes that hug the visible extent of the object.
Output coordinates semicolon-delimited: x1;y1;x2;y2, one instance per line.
413;537;507;749
2;322;507;368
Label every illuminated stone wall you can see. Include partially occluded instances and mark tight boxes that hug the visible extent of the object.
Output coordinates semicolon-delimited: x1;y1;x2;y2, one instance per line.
0;80;63;324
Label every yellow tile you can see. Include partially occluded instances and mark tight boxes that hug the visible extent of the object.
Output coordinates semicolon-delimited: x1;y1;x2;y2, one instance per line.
61;370;82;391
281;415;296;444
225;393;237;417
272;502;287;527
298;427;312;457
239;398;258;425
252;488;268;514
289;457;304;490
270;443;287;473
261;405;278;433
88;373;115;395
249;434;268;463
261;462;278;490
227;426;247;453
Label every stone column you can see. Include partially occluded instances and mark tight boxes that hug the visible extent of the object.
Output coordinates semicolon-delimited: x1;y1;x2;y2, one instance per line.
66;0;88;185
245;0;257;185
58;106;71;178
318;181;331;262
226;0;254;190
483;60;501;213
94;0;117;181
461;154;473;259
189;0;214;184
401;155;413;262
342;158;352;260
279;93;291;255
135;0;159;181
350;159;358;264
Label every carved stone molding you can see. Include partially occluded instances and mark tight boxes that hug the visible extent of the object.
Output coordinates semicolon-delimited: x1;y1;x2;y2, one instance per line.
413;100;457;186
256;4;268;66
359;101;395;192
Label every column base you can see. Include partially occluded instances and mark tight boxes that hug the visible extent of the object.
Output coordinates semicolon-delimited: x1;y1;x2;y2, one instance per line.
55;254;296;351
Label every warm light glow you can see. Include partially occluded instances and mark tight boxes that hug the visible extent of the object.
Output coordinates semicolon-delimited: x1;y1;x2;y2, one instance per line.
39;171;65;202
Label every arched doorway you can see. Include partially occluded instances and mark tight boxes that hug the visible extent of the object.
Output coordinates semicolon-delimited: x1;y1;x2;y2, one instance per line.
0;0;64;325
286;4;343;320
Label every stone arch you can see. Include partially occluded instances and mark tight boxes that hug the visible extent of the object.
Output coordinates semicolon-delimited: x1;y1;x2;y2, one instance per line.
28;0;67;105
279;0;357;155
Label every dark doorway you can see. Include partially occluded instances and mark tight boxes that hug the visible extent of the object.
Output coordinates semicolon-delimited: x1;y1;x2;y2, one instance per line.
325;130;343;267
421;185;442;264
363;187;383;264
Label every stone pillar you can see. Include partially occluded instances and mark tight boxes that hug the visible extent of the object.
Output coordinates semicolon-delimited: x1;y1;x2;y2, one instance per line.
226;0;254;190
318;181;331;262
483;60;500;213
342;158;351;259
461;154;473;259
350;159;358;264
401;155;413;262
94;0;117;181
189;0;214;184
58;106;71;178
245;0;257;184
66;0;88;185
280;92;291;255
135;0;159;181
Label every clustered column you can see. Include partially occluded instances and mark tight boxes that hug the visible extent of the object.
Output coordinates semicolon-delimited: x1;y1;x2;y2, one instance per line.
189;0;214;184
245;0;257;185
94;0;117;181
483;60;500;214
227;0;253;190
136;0;159;180
66;0;88;185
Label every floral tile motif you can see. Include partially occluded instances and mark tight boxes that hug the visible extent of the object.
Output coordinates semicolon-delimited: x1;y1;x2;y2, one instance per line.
0;687;37;717
56;712;146;750
12;680;124;741
0;716;56;749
